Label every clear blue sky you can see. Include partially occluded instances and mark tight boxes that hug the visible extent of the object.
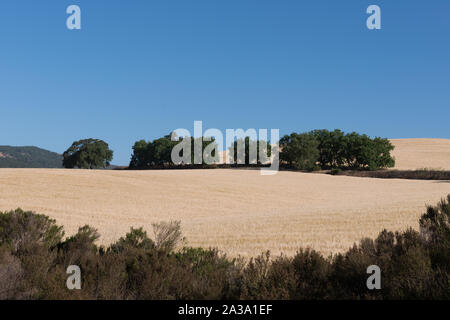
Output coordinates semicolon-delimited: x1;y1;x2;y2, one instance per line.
1;1;449;165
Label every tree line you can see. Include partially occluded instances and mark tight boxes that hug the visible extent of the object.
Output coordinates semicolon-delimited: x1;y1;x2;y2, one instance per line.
62;129;395;171
280;129;395;171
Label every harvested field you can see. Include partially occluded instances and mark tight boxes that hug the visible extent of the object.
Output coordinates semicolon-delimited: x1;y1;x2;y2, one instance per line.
1;167;449;258
391;138;450;170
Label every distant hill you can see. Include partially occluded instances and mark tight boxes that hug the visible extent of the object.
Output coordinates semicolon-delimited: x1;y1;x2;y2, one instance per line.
0;146;62;168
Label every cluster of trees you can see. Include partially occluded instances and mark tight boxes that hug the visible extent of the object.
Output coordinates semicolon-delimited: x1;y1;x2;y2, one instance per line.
1;196;448;299
129;134;219;168
127;129;393;171
129;134;271;168
280;129;395;171
229;137;271;165
61;129;395;171
129;135;178;168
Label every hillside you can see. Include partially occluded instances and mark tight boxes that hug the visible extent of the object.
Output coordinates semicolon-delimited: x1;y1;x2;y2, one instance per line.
390;138;450;170
0;146;62;168
217;138;450;171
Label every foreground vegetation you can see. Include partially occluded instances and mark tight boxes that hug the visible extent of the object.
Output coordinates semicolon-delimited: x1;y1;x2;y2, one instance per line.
0;196;448;300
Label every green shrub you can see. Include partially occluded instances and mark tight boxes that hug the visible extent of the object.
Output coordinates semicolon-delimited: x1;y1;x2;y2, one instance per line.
0;196;448;300
0;208;64;254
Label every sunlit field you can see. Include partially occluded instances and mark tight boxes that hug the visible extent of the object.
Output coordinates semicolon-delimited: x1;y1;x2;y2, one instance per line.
0;139;449;258
391;138;450;170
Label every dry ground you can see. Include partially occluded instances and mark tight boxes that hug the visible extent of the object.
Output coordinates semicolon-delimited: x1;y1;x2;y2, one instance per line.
391;138;450;170
0;139;449;258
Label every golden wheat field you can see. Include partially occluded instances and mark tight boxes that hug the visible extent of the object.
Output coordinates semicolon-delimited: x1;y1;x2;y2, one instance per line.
0;139;449;258
391;138;450;170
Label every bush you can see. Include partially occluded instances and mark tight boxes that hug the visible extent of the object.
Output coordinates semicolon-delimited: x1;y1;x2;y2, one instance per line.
0;208;64;254
0;246;24;299
0;196;449;300
152;221;185;252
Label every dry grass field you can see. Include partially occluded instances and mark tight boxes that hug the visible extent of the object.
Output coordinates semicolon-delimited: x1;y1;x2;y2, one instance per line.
0;139;449;258
391;138;450;170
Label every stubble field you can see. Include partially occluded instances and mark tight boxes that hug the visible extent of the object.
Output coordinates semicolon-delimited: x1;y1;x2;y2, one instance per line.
0;139;449;258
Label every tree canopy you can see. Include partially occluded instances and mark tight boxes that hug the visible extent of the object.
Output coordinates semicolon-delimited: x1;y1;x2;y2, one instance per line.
280;129;395;171
280;132;319;171
228;137;272;165
129;134;218;168
62;139;113;169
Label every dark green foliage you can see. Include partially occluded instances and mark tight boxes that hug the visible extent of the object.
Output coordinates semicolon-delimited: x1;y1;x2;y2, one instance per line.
280;133;319;171
129;139;153;168
229;137;271;165
130;134;218;168
0;196;449;300
311;129;347;168
129;129;394;171
279;129;395;171
0;208;64;253
420;195;450;272
342;134;395;170
151;135;178;166
311;129;395;170
63;139;113;169
109;227;155;253
0;209;67;299
0;146;62;168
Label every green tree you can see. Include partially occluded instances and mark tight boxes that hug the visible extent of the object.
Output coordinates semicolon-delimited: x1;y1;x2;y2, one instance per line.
342;133;395;170
311;129;347;168
129;134;218;167
229;137;271;165
311;130;395;170
63;139;113;169
152;135;177;165
368;137;395;169
280;132;320;171
129;139;152;168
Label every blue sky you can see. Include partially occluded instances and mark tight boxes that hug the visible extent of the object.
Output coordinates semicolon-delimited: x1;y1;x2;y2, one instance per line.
0;1;449;165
